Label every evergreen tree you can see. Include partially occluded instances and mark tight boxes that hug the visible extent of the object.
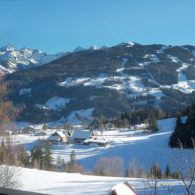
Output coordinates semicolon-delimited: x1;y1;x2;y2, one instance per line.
137;167;144;178
43;141;53;170
169;102;195;148
172;170;179;179
69;150;76;172
30;141;44;169
164;164;171;178
149;116;159;132
125;168;130;177
150;163;162;179
42;123;47;131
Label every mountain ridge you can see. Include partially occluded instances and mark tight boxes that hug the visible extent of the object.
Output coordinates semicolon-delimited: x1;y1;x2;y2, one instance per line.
1;42;195;123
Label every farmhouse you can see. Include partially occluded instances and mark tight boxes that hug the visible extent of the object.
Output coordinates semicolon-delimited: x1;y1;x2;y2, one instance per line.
48;131;71;144
70;130;93;144
109;182;137;195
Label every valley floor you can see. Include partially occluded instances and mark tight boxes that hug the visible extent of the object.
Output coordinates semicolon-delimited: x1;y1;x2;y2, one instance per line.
1;117;194;194
9;117;192;171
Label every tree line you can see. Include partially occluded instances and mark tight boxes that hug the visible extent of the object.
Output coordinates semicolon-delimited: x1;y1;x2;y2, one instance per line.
169;102;195;148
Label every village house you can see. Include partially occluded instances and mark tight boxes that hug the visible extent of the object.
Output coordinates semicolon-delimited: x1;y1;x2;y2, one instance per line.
48;131;71;144
70;130;94;144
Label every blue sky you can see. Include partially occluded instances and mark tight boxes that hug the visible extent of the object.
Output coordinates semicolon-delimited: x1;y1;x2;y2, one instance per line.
0;0;195;53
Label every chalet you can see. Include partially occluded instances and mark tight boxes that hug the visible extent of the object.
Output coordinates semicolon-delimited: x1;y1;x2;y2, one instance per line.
109;182;137;195
48;131;71;144
21;126;36;135
70;130;93;144
83;138;108;147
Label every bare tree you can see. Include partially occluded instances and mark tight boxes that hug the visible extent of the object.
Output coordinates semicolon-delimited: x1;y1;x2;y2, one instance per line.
94;157;124;177
170;139;195;195
0;77;20;136
0;165;20;188
0;135;20;188
98;115;105;135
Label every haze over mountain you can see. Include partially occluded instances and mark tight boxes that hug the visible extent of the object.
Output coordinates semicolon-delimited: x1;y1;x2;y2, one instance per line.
1;42;195;123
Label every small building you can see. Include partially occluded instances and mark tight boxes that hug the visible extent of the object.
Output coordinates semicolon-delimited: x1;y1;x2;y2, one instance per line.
106;123;115;130
70;130;93;144
92;130;102;136
48;131;71;144
135;123;148;130
84;138;108;147
109;182;137;195
35;131;47;136
21;126;36;135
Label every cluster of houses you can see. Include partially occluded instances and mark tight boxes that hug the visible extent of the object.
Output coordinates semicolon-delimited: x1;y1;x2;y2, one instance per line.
47;129;108;147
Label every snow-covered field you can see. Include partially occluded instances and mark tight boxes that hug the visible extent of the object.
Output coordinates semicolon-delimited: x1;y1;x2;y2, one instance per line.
5;117;191;172
1;117;194;194
14;167;186;195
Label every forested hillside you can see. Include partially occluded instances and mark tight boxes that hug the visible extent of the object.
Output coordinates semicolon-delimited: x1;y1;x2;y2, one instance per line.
0;42;194;123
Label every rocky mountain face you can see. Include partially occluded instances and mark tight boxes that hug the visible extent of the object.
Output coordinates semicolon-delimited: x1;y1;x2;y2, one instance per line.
2;42;195;123
0;45;66;74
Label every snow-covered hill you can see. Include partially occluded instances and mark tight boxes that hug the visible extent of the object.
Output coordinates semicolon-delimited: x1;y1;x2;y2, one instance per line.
13;166;184;195
0;45;66;74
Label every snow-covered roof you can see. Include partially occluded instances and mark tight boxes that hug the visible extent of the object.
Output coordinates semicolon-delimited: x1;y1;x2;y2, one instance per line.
111;182;137;195
48;131;67;141
71;130;92;140
84;138;108;144
56;131;67;137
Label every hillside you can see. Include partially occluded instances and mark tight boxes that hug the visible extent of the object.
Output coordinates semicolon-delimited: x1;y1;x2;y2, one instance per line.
13;167;184;195
2;42;195;123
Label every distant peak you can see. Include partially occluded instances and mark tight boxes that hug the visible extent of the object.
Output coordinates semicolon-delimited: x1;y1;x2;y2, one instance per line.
1;44;15;52
73;46;86;52
88;45;98;50
119;42;137;47
100;45;109;50
127;42;135;46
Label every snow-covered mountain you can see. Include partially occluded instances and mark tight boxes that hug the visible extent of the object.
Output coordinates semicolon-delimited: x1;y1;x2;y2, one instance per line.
2;42;195;123
0;44;102;74
0;45;67;74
